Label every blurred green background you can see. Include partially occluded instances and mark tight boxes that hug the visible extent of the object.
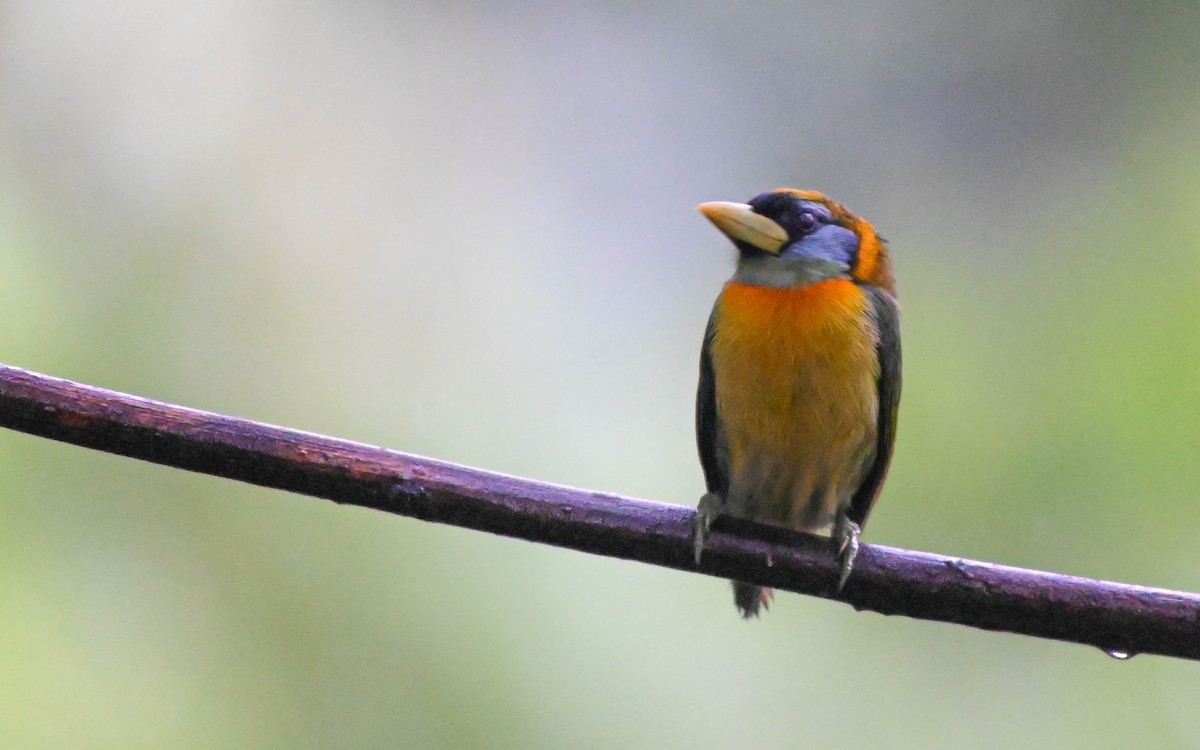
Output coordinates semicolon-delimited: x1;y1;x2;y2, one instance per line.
2;1;1199;747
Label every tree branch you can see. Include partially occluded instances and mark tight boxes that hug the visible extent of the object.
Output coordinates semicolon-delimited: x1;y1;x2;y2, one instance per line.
0;362;1196;660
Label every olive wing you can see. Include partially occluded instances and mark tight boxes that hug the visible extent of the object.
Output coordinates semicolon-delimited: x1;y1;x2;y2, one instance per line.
695;307;729;497
848;286;901;527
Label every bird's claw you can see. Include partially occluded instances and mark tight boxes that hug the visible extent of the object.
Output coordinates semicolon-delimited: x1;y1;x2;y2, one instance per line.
834;516;861;591
692;493;723;564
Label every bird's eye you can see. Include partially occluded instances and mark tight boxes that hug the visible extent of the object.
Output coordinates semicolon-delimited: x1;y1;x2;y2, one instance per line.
796;211;819;233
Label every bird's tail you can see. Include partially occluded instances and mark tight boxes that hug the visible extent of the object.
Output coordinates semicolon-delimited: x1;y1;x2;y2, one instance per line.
732;581;774;619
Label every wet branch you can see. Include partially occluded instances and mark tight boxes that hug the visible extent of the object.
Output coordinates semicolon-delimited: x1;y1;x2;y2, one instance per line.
0;363;1196;660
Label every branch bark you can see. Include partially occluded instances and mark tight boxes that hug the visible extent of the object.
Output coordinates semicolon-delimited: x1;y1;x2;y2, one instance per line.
0;362;1196;660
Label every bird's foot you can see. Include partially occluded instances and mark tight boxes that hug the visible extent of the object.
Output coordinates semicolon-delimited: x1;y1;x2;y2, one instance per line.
833;516;861;591
692;493;723;564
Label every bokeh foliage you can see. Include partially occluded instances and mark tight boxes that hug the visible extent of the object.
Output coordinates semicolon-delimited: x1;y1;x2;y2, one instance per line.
2;2;1199;747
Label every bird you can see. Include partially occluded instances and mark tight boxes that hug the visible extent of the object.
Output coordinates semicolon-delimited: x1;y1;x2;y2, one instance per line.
690;188;901;618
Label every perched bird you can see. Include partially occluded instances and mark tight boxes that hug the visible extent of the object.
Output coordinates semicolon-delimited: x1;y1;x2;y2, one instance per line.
691;188;901;618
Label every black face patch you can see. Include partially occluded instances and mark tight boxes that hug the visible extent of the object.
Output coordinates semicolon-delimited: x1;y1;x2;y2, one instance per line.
747;192;834;239
744;192;860;271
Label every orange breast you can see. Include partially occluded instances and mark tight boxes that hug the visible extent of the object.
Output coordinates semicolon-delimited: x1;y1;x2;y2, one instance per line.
711;279;879;531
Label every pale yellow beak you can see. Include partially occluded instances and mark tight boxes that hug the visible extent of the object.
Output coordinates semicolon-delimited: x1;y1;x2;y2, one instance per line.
697;201;788;254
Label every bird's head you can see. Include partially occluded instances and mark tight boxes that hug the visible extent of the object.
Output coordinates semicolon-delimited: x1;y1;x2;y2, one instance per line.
698;188;894;292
